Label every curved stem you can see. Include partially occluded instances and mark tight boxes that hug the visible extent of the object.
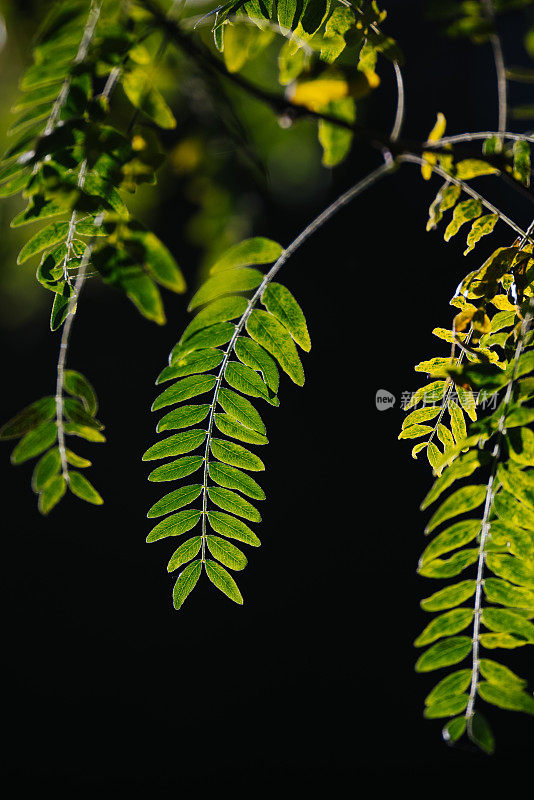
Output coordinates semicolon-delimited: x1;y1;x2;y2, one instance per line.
397;153;533;242
199;160;397;562
390;62;405;143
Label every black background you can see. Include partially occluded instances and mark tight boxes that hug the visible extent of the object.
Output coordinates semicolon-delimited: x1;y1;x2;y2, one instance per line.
1;1;533;793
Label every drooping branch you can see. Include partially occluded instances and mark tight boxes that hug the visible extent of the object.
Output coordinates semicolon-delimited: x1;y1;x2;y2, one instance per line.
199;160;397;562
397;153;534;242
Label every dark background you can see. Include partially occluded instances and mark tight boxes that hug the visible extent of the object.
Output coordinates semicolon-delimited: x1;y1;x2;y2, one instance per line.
1;1;533;793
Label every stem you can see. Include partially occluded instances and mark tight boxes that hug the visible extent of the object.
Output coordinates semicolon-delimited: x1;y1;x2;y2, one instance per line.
44;0;102;137
55;241;94;482
199;160;397;563
390;62;405;144
397;153;533;242
425;132;534;148
481;0;508;137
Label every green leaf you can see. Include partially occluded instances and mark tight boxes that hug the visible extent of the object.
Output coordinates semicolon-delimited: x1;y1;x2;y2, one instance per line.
208;486;261;522
151;375;217;412
167;537;202;572
479;632;527;649
38;474;66;515
63;422;106;442
0;397;56;440
181;297;248;343
493;490;534;530
479;659;527;691
477;682;534;714
207;511;261;546
421;580;476;612
398;424;434;440
218;387;266;434
513;140;531;185
209;237;283;274
63;369;98;415
156;404;210;433
170;323;235;364
188;268;263;310
418;548;479;578
207;535;247;571
424;694;469;718
65;449;91;468
467;712;495;754
210;437;265;471
142;429;207;461
481;607;534;642
419;519;480;566
483;578;534;608
262;282;311;351
63;398;103;430
422;451;489;509
225;361;277;404
464;214;498;255
50;284;73;331
213;414;269;445
122;273;165;325
449;401;467;445
208;462;265;500
11;421;58;464
402;407;442;428
147;484;202;518
234;336;280;394
17;221;70;264
68;471;103;505
318;97;355;167
148;455;204;482
157;351;224;384
205;558;243;604
246;309;304;386
444;199;482;241
442;716;467;744
415;636;472;672
127;228;185;293
415;609;473;647
173;560;202;610
122;68;176;129
31;448;61;492
425;485;487;534
277;0;297;29
425;670;472;705
147;509;202;542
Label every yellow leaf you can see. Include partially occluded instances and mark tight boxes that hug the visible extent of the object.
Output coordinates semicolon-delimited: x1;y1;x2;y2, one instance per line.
422;112;447;180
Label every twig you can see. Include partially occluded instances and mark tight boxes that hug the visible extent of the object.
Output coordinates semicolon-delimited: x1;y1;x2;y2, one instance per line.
397;153;533;242
481;0;508;138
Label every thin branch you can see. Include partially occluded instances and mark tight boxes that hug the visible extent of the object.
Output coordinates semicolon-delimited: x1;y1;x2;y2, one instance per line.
55;238;95;482
481;0;508;137
397;153;533;242
44;0;102;137
424;131;534;148
199;160;397;563
390;62;405;143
